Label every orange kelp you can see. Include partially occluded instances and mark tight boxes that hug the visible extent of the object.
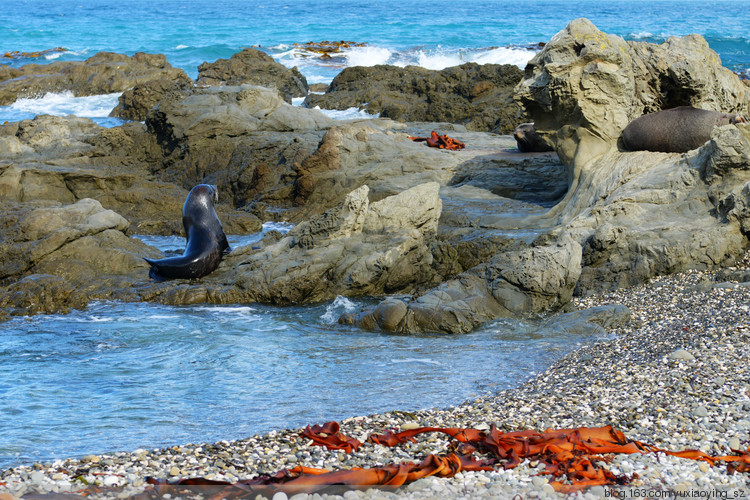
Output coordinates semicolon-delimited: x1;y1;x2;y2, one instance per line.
35;422;750;498
2;47;67;60
300;421;363;453
409;131;466;150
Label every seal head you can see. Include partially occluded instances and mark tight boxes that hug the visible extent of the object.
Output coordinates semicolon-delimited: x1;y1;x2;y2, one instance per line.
145;184;230;281
514;123;554;153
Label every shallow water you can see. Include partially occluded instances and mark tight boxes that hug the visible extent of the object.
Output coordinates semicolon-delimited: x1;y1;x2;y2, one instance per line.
0;297;596;469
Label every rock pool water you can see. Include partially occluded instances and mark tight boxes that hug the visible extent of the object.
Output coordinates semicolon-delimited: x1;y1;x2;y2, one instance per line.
0;226;599;469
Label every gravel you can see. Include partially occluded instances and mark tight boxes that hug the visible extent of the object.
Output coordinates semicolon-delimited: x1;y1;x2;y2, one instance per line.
2;264;750;499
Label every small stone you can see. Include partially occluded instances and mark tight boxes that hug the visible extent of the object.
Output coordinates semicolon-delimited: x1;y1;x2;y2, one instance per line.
400;422;421;431
698;462;710;473
272;492;289;500
693;405;709;418
30;470;45;483
669;349;695;361
729;437;741;450
102;475;119;487
81;455;100;464
531;475;547;487
169;466;180;476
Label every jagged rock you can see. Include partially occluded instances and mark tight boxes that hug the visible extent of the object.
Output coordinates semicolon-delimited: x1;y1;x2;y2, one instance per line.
508;19;750;296
110;78;193;121
0;52;191;106
347;235;582;334
0;115;261;235
304;63;525;133
196;48;308;103
146;84;333;197
221;183;442;304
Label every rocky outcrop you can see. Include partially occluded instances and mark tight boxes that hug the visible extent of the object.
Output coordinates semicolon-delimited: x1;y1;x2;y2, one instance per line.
515;17;749;172
196;48;308;103
344;19;750;332
224;182;442;303
0;52;191;106
511;18;750;294
0;199;158;318
146;84;333;201
304;63;525;133
0;115;261;235
110;78;193;121
342;235;581;333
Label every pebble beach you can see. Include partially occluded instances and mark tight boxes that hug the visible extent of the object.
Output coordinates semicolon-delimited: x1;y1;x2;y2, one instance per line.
2;258;749;499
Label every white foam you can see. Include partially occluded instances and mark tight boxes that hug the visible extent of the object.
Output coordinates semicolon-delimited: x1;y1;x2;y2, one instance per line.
175;44;189;50
6;91;121;118
261;221;294;234
342;46;392;67
389;358;441;366
630;31;655;39
314;106;379;120
320;295;360;323
292;97;306;106
414;50;464;70
193;306;257;314
470;47;535;68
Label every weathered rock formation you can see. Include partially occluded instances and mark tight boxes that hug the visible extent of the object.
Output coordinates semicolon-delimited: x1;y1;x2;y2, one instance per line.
196;48;308;103
5;20;750;336
515;17;749;178
0;198;157;320
0;115;261;235
0;52;191;106
348;18;750;333
304;63;525;133
226;182;442;303
342;234;581;334
110;78;193;121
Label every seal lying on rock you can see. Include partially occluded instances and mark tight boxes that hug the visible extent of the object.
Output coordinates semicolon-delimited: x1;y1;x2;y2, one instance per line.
145;184;230;281
513;123;553;152
621;106;746;153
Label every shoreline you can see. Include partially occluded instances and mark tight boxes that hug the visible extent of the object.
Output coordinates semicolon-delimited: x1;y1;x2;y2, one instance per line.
2;264;749;498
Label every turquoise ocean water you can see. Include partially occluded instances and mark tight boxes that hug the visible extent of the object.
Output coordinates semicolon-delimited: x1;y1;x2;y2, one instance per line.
1;0;749;469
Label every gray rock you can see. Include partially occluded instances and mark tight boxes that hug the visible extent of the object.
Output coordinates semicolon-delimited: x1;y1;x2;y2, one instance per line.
196;48;308;103
0;52;191;106
539;304;631;336
110;77;193;121
668;349;696;361
304;63;525;133
223;182;442;305
350;235;582;333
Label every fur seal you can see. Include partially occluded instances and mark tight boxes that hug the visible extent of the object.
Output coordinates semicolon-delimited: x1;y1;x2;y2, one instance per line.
514;123;553;152
621;106;746;153
145;184;230;281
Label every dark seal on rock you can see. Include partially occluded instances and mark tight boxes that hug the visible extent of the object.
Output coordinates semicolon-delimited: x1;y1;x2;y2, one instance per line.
514;123;553;152
145;184;230;281
621;106;746;153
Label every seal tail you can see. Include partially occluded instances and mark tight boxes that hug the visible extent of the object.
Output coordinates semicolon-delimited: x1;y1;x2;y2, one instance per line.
143;257;166;282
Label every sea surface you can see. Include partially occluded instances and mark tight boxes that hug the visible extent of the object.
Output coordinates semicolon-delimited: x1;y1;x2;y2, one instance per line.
1;0;749;469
